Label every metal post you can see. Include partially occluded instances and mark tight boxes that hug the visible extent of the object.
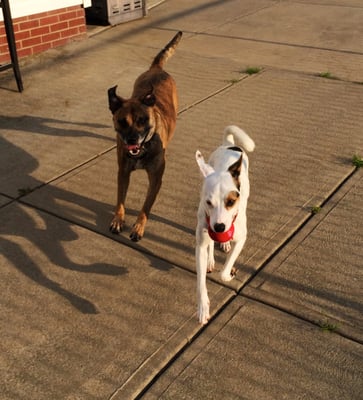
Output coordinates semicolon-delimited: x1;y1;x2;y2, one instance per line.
0;0;23;92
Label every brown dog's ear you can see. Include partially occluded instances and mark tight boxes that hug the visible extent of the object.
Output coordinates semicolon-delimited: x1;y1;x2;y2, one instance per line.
142;93;156;107
108;85;123;114
228;154;243;184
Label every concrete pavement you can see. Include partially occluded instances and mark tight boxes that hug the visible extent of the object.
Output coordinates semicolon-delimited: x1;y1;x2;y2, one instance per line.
0;0;362;399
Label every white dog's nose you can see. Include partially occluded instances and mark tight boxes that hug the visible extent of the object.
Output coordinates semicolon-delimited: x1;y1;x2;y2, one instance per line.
214;223;225;232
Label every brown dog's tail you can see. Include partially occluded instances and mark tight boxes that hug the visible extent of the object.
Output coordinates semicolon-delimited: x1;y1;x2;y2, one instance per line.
151;31;183;68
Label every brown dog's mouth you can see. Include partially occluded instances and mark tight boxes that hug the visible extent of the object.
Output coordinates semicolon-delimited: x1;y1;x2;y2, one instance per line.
126;144;141;156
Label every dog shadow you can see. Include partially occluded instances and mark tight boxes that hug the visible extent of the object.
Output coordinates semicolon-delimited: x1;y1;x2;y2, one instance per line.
0;114;113;141
0;130;197;313
0;132;126;314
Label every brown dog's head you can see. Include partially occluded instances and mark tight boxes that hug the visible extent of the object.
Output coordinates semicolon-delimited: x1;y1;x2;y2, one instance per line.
108;85;156;156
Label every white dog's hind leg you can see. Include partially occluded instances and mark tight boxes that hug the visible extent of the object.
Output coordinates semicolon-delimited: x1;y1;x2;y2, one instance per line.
220;241;231;253
220;239;245;282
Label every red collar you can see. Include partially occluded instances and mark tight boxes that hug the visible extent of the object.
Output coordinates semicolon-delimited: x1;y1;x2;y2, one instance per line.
206;214;237;243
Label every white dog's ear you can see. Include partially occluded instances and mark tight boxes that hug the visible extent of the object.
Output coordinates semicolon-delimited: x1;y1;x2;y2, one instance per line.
228;154;243;182
196;150;214;177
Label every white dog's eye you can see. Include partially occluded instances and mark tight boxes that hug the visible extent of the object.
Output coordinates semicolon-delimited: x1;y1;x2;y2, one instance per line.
206;200;212;207
225;191;239;209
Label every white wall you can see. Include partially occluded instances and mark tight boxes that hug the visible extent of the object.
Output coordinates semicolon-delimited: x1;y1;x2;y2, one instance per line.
1;0;91;21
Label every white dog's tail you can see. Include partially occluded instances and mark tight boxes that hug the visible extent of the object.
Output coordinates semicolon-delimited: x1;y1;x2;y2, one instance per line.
223;125;255;152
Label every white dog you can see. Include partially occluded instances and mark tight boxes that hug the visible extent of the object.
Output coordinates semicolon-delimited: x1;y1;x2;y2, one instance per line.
195;125;255;324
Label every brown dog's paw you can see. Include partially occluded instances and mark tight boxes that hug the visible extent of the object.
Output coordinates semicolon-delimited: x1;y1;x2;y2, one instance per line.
109;216;124;234
130;231;142;242
130;223;144;242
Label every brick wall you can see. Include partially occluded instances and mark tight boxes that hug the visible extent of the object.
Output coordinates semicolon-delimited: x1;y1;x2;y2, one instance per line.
0;5;87;64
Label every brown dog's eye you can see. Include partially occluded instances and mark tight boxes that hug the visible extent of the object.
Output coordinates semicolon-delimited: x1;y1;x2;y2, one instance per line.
118;118;129;129
137;116;148;126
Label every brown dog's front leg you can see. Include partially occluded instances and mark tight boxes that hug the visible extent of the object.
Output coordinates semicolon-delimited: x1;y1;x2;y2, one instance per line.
110;165;131;234
130;162;165;241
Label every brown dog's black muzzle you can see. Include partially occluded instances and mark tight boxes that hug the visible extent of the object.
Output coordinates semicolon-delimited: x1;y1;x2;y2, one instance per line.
121;128;152;157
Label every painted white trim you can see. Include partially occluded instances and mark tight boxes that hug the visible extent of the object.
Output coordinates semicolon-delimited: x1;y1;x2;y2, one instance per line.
1;0;91;21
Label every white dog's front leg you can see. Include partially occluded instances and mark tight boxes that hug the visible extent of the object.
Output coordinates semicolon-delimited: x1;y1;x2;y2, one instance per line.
196;243;211;324
207;241;215;272
220;239;245;282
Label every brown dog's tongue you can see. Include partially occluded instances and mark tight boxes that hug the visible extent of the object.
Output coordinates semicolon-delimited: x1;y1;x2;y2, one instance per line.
126;144;139;151
126;144;141;155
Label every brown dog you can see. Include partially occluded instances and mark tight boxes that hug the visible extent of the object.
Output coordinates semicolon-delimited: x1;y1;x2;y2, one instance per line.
108;31;182;241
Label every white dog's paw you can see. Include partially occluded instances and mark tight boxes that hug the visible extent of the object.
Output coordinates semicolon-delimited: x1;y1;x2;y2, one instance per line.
220;272;233;282
198;298;210;325
220;241;231;253
207;258;215;273
220;267;237;282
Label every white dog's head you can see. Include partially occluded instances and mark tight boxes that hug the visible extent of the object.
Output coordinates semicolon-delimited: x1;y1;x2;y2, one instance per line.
196;150;242;241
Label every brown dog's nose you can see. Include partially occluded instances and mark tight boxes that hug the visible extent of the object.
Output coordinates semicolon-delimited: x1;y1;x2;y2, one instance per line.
214;223;225;232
